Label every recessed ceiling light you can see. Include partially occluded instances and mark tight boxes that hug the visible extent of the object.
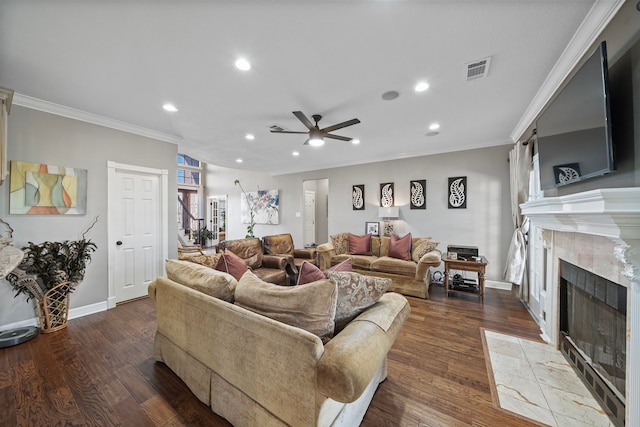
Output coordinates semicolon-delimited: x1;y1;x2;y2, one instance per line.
245;134;255;140
292;151;300;156
162;103;178;112
236;158;243;163
351;139;360;145
381;90;400;101
414;81;430;92
429;123;440;130
235;58;251;71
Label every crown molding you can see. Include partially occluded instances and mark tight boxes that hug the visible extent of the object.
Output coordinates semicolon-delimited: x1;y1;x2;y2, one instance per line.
510;0;626;143
13;93;183;145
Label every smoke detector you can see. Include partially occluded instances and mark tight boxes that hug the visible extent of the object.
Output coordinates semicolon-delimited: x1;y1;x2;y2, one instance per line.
466;56;492;81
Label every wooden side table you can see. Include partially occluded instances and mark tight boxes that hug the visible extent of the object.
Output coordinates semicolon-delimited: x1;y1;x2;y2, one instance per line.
443;256;488;302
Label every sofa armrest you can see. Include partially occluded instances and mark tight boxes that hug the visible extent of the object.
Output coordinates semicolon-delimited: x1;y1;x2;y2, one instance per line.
316;243;335;270
415;249;442;281
148;280;157;299
262;254;290;270
316;293;410;403
293;248;315;259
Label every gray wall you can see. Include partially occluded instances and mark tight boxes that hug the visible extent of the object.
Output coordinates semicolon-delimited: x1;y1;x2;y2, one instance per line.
206;144;513;281
0;106;178;327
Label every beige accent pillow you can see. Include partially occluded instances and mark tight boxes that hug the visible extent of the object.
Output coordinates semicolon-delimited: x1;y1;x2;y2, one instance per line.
177;251;222;269
235;271;338;343
331;233;349;255
165;259;236;302
411;238;439;263
326;271;391;332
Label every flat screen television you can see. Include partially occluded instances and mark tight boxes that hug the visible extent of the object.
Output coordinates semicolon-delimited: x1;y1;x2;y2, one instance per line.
536;41;615;190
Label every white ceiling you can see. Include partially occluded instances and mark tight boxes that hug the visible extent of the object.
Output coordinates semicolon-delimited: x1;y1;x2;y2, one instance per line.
1;1;601;175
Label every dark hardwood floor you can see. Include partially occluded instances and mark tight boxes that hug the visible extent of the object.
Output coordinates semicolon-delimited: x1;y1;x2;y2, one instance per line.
0;284;544;426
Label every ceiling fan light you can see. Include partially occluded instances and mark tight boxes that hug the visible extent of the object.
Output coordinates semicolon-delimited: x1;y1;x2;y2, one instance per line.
309;137;325;147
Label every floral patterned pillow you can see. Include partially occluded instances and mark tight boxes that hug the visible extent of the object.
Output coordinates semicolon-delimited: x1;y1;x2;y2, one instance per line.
326;271;391;332
411;238;439;263
331;233;349;255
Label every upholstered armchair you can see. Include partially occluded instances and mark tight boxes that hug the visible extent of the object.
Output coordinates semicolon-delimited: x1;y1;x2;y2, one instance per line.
219;238;289;285
262;234;317;284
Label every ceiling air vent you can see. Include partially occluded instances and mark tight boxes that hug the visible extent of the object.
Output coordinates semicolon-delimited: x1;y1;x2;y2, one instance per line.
466;56;491;81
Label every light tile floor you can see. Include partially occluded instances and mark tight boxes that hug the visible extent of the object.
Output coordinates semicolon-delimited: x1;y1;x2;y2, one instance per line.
483;329;614;427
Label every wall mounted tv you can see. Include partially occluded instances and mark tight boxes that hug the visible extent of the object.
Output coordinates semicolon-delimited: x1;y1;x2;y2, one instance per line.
536;41;615;190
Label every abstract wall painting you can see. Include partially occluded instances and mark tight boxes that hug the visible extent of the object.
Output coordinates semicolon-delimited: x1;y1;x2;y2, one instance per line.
380;182;394;207
410;180;426;209
448;176;467;209
352;185;365;210
241;189;279;225
10;160;87;215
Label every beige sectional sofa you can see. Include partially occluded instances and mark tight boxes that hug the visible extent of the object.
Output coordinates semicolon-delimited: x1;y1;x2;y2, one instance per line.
317;233;441;299
149;259;410;427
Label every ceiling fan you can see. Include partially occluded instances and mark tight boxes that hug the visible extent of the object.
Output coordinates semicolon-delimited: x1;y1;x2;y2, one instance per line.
271;111;360;146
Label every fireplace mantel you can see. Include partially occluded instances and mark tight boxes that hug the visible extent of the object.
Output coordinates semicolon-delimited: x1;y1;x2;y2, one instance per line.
521;187;640;240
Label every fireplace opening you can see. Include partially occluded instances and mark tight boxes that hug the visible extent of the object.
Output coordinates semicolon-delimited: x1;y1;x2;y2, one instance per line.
559;259;626;427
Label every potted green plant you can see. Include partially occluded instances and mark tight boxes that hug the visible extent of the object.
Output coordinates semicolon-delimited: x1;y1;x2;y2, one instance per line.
234;179;256;238
198;226;215;246
6;217;98;333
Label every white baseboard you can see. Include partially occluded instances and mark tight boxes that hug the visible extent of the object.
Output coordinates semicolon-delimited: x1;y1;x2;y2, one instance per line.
485;280;512;291
0;300;109;331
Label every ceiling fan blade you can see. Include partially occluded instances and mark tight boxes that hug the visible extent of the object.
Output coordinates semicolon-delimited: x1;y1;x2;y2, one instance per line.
325;134;352;142
292;111;315;130
270;130;309;134
303;138;310;145
320;118;360;133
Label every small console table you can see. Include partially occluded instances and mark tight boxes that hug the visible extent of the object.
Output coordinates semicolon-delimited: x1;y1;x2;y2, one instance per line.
443;256;488;302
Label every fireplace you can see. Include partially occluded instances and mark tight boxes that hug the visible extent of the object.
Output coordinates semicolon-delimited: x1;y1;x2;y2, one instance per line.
559;259;626;426
521;187;640;427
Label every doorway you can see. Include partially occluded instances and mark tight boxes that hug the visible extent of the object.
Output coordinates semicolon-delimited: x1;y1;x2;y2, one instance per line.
107;161;168;307
302;179;328;246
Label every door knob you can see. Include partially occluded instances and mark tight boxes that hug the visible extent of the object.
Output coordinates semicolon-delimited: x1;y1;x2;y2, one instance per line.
116;241;123;246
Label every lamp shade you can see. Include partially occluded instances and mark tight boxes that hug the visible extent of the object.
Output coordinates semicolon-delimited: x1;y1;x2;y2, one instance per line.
378;206;399;218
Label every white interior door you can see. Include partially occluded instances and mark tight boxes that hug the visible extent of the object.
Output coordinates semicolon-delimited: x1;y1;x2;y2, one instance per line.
304;190;316;246
112;168;162;303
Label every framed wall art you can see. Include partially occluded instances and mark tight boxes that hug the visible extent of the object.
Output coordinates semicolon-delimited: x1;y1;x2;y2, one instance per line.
10;160;88;215
241;189;279;224
365;221;379;236
380;182;394;207
352;184;365;210
448;176;467;209
410;179;426;209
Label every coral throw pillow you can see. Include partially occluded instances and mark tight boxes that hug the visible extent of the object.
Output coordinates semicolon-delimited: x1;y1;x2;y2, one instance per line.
214;249;248;281
389;233;412;261
348;233;372;255
297;261;326;285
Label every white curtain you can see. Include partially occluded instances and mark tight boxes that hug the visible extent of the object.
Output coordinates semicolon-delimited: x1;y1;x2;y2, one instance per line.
503;140;532;300
0;102;7;184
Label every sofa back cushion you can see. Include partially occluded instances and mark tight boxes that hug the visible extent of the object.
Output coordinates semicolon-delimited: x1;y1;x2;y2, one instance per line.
165;259;237;302
378;236;391;257
262;233;294;256
177;251;222;269
411;238;439;262
330;233;349;255
348;233;372;255
326;271;391;332
371;236;381;257
214;249;248;281
236;271;337;343
389;233;412;260
221;238;263;269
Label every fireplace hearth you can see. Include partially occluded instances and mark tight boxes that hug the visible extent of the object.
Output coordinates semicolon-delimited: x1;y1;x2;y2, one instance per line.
559;259;626;426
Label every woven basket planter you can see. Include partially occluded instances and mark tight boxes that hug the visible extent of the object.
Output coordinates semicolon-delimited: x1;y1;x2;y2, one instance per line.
36;281;72;333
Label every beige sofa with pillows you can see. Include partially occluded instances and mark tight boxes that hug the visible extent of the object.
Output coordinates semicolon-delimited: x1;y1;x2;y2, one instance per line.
316;233;441;299
149;258;410;427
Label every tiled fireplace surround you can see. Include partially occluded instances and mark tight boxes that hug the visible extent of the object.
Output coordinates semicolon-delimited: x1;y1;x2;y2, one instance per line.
522;187;640;426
